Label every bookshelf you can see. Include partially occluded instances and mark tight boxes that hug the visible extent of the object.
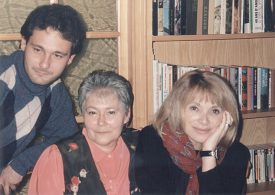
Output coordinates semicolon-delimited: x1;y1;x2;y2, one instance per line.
128;0;275;194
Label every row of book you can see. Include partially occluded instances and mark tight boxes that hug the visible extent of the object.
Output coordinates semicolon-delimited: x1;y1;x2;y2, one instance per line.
153;0;275;36
247;144;275;184
152;60;275;113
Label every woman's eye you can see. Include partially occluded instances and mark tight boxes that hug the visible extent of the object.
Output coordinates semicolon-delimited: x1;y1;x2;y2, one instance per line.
190;106;198;111
33;47;41;52
212;109;221;114
87;111;96;115
108;111;116;115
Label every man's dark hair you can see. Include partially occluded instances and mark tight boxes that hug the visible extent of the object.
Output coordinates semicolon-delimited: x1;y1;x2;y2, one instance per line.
20;4;87;55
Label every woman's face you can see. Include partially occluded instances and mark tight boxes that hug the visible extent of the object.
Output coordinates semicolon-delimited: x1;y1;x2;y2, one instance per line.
181;96;224;150
83;90;130;153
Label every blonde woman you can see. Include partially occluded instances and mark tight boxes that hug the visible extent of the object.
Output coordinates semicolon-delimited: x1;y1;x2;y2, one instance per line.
134;70;250;194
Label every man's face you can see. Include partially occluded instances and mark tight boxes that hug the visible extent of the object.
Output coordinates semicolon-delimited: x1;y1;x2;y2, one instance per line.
21;27;75;85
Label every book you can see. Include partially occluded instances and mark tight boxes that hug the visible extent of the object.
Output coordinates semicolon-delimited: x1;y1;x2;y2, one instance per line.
239;0;245;33
153;60;161;113
225;0;233;34
180;0;187;34
208;0;215;34
251;0;265;33
163;0;173;35
269;69;275;108
214;0;222;34
247;67;254;111
202;0;210;34
257;67;262;110
153;0;158;35
169;0;175;35
229;66;239;96
186;0;198;34
253;67;258;110
162;63;169;101
231;0;239;34
158;0;164;35
241;66;248;112
260;68;269;111
196;0;204;34
174;0;181;34
220;0;227;34
243;0;251;33
264;0;275;32
238;67;243;109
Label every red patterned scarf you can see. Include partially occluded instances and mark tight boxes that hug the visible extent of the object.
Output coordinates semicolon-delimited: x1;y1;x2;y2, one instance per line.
162;124;225;195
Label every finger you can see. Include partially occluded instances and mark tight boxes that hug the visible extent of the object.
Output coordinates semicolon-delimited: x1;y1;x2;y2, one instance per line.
3;184;10;195
224;111;233;127
0;184;4;195
10;184;16;191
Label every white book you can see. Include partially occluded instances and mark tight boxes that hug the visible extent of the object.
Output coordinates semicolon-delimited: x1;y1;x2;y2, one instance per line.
153;60;160;113
214;0;222;34
251;0;265;33
220;0;227;34
238;67;243;109
162;63;169;102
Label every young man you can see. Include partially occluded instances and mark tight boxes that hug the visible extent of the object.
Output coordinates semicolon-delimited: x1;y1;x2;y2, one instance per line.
0;4;87;194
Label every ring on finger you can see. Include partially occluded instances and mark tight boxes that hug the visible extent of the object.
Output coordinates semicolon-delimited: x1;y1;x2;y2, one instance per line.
226;123;231;128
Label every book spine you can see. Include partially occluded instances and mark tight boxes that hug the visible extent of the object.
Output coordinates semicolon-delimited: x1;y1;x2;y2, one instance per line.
158;0;164;35
261;68;269;111
180;0;187;34
174;0;181;34
153;0;158;35
163;0;170;34
196;0;203;34
247;67;254;111
270;69;275;108
253;67;258;110
202;0;209;34
225;0;233;34
208;0;215;34
242;67;248;112
243;0;251;33
169;0;175;35
257;67;262;110
214;0;222;34
252;0;265;32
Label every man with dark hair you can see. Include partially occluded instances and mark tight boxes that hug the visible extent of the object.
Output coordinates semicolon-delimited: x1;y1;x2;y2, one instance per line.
0;4;87;194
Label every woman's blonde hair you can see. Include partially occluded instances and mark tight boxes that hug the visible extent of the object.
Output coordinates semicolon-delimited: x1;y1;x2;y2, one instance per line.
153;69;241;148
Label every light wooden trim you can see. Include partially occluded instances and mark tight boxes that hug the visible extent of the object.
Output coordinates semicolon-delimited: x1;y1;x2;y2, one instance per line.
117;0;130;79
86;31;120;39
247;181;275;195
0;32;120;41
153;37;275;68
126;0;151;129
152;32;275;42
243;108;275;119
0;33;21;41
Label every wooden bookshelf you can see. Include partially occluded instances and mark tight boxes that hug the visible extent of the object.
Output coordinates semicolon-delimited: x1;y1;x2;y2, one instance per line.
153;34;275;68
247;182;275;195
129;0;275;194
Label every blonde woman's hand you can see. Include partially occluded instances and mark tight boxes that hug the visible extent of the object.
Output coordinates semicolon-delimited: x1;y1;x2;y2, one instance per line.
202;111;233;151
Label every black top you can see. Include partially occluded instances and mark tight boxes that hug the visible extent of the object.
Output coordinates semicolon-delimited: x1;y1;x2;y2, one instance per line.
134;125;250;195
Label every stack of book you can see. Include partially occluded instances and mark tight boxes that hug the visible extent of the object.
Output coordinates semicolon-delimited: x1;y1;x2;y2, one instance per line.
153;0;275;36
247;144;275;184
152;60;275;113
